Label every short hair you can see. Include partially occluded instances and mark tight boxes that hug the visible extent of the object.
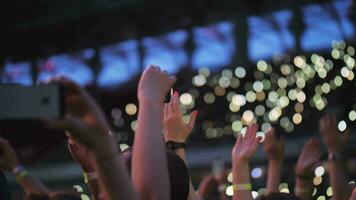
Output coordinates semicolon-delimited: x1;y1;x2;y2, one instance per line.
122;148;190;200
257;192;303;200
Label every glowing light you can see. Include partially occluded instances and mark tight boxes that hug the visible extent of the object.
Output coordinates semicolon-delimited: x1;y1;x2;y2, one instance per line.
222;69;233;79
226;185;234;196
292;113;302;125
242;110;254;124
204;93;215;104
281;64;292;75
252;191;259;199
278;96;289;108
232;120;243;132
131;120;137;131
235;67;246;78
261;122;272;133
199;67;210;77
227;172;233;183
232;94;246;106
251;167;263;179
349;110;356;121
255;105;265;116
347;71;354;81
73;185;84;193
317;196;326;200
280;188;290;193
125;103;137;116
331;49;340;59
230;78;240;88
341;67;350;78
246;91;256;103
280;117;290;128
334;76;343;87
253;81;264;92
278;77;288;89
81;194;91;200
229;103;240;112
214;86;225;96
119;143;130;151
269;107;282;122
256;91;266;101
268;91;278;102
294;56;305;68
288;89;298;101
219;77;231;88
294;103;304;113
313;176;322;186
257;60;268;72
321;83;330;94
279;183;288;190
297;91;306;103
285;123;294;133
180;93;193;105
296;78;306;88
326;187;333;197
193;74;206;87
111;108;122;119
315;166;325;176
337;120;347;132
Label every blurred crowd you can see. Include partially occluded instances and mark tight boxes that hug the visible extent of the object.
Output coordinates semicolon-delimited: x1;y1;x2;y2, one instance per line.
0;66;355;200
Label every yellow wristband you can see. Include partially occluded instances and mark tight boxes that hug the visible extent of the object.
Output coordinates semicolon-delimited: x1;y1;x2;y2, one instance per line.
233;183;252;191
83;172;97;183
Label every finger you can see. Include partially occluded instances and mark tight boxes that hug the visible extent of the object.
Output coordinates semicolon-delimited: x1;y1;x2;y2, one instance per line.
164;103;169;119
188;111;198;129
168;76;177;87
172;92;180;113
236;134;243;145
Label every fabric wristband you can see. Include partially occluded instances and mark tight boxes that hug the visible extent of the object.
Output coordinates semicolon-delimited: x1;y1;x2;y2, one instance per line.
12;165;29;180
233;183;252;191
83;172;97;183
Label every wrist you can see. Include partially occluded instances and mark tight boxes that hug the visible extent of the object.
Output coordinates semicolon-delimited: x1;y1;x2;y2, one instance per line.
138;94;164;104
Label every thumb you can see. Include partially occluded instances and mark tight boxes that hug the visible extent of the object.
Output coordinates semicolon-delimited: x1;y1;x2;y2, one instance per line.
188;110;198;129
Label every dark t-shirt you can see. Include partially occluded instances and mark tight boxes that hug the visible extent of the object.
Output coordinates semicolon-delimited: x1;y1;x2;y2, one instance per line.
0;171;12;200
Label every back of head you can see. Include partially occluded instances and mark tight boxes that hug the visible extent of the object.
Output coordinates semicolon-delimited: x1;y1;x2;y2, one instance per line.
122;148;190;200
258;192;303;200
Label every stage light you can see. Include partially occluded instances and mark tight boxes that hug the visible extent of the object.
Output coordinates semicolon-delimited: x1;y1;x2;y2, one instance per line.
347;46;355;56
313;176;322;186
232;120;243;132
219;76;231;88
199;67;210;77
317;196;326;200
246;91;256;103
252;191;258;199
281;64;292;75
280;188;289;193
280;117;290;128
334;76;343;87
296;78;306;88
349;110;356;121
278;77;288;88
321;83;330;94
257;60;268;72
229;103;240;112
222;69;233;79
256;91;266;101
269;107;282;122
253;81;264;92
120;143;129;151
180;93;193;105
326;187;333;197
262;79;271;90
337;120;346;132
256;131;265;142
255;105;265;116
261;122;272;133
242;110;254;124
292;113;302;125
232;94;246;106
111;108;122;119
226;185;233;196
193;74;206;87
294;103;304;113
297;91;306;103
294;56;305;68
347;71;354;81
125;103;137;116
288;89;298;101
235;66;246;78
204;93;215;104
341;67;350;78
285;123;294;132
315;166;325;177
114;118;124;127
268;91;278;103
278;96;289;108
226;91;237;102
214;86;226;96
230;77;240;88
227;172;233;183
131;120;137;131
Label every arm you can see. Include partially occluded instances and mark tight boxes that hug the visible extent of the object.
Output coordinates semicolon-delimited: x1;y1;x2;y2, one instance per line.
163;91;198;200
319;114;352;200
0;137;50;194
48;77;137;200
197;175;218;200
232;124;260;200
132;66;176;200
67;136;102;200
294;138;321;200
263;128;284;194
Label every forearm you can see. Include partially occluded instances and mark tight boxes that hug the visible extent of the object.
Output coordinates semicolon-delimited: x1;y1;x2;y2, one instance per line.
16;174;50;194
232;160;253;200
87;179;102;200
94;152;137;200
266;160;282;194
294;178;313;200
132;100;170;200
328;159;351;200
197;176;216;199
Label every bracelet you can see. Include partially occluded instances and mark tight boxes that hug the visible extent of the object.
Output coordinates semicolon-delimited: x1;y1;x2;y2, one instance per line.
166;141;186;151
83;172;98;183
233;183;252;191
12;165;29;180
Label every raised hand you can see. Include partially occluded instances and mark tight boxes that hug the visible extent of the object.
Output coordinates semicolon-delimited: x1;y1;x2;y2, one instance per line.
163;91;198;143
295;138;321;176
263;127;284;162
319;114;343;153
0;137;19;171
47;77;115;158
138;65;176;102
232;124;260;163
